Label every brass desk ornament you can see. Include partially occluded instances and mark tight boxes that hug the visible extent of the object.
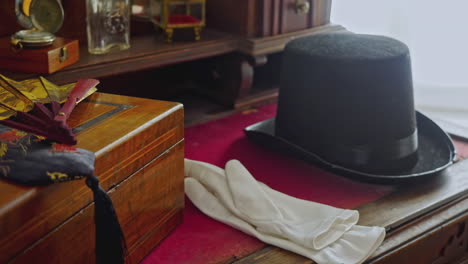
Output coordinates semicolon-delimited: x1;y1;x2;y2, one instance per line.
12;0;64;49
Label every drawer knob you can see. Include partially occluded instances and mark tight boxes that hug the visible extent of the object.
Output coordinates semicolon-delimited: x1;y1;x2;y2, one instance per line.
295;0;310;14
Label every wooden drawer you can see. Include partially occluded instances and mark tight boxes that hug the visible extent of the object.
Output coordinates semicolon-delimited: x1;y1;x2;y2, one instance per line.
206;0;332;38
0;93;185;263
279;0;313;34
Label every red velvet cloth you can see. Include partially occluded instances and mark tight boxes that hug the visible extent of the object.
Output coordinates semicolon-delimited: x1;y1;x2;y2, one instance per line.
142;104;395;264
142;104;468;264
154;15;201;25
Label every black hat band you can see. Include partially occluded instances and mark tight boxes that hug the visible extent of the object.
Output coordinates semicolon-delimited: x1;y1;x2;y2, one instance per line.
318;129;418;171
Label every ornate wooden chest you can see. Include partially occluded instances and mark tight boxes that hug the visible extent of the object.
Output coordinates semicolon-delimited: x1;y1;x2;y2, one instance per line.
0;93;184;263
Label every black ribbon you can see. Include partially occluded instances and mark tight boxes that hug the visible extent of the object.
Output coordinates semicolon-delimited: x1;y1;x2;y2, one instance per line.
86;175;127;264
320;130;418;168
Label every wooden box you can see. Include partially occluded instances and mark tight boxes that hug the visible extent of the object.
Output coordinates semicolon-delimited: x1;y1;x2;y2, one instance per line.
0;93;185;264
0;37;79;74
206;0;332;38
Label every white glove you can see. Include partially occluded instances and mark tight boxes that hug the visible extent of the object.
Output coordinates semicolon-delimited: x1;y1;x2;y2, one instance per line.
184;159;385;264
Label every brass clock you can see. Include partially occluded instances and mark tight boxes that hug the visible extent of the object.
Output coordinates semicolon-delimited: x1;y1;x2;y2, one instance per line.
12;0;64;48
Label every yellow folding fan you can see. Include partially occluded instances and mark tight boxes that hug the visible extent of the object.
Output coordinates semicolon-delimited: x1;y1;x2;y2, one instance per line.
0;75;98;145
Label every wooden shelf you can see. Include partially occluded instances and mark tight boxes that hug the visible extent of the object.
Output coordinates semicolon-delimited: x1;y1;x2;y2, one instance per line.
239;24;346;55
1;24;346;111
5;29;238;85
3;25;347;85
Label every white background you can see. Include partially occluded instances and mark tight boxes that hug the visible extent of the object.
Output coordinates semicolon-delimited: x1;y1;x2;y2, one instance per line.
331;0;468;135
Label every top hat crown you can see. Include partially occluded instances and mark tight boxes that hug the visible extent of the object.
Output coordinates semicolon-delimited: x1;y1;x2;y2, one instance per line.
245;32;455;182
277;33;417;173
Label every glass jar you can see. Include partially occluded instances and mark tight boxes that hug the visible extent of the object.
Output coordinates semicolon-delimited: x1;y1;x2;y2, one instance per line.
86;0;131;54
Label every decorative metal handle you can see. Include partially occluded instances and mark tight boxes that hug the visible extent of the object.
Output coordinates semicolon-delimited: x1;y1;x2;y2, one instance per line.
10;38;23;52
295;0;310;14
59;47;68;62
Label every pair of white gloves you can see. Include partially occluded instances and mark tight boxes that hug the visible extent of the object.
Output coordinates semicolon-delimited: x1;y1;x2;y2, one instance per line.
184;159;385;264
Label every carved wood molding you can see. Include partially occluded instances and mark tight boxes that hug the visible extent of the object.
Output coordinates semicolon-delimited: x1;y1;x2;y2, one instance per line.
432;219;468;264
238;24;346;56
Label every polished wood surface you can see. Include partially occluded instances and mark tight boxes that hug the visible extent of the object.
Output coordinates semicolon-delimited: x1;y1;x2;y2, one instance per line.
0;93;185;264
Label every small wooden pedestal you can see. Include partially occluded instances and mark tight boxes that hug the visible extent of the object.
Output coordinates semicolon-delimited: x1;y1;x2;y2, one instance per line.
0;93;185;264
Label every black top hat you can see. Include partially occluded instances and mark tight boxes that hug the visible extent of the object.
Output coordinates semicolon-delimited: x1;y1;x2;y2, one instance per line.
245;32;456;183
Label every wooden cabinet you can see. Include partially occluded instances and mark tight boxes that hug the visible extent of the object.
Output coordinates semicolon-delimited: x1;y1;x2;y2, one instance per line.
206;0;332;38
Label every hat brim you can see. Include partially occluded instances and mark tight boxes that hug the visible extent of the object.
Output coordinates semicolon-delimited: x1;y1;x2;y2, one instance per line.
244;111;456;183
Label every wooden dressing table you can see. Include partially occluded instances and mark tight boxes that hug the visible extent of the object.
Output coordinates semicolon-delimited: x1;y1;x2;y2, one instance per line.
0;0;466;262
